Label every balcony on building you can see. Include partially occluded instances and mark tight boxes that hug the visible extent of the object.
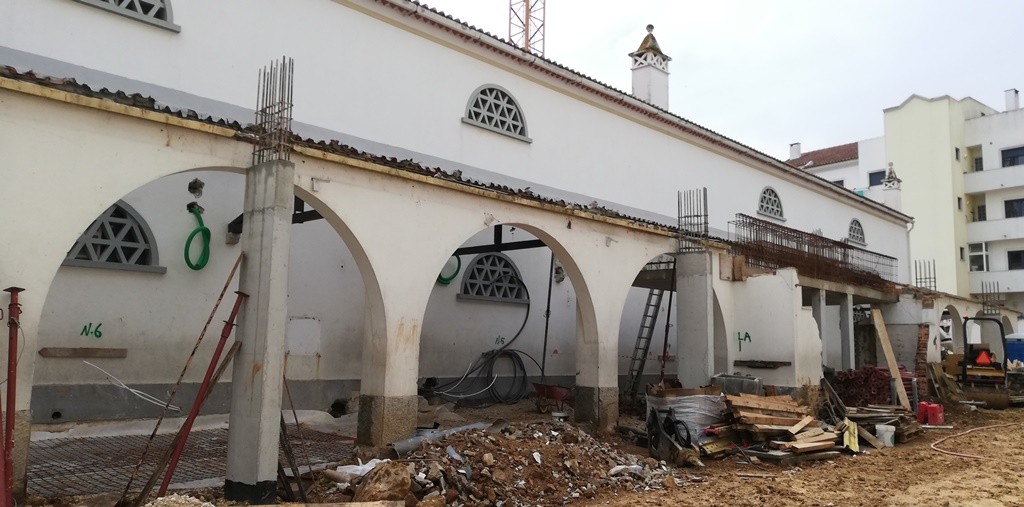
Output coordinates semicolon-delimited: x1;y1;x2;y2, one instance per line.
969;269;1024;295
967;216;1024;243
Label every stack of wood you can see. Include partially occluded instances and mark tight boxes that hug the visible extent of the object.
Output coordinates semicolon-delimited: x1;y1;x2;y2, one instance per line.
844;405;922;444
720;394;843;466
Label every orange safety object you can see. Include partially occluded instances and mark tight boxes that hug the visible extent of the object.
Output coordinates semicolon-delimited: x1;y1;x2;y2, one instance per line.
976;350;992;366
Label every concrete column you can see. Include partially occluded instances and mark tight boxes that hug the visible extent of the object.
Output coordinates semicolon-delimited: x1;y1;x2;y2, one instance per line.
224;160;294;504
811;288;827;364
675;251;713;387
574;296;622;432
840;293;855;369
356;301;420;447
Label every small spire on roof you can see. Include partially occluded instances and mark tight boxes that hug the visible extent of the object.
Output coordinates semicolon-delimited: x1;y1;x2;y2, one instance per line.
631;24;670;61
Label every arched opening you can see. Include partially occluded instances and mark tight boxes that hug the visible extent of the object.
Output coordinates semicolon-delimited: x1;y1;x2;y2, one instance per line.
417;223;587;418
712;291;728;376
35;168;379;424
940;305;965;354
973;310;1008;365
616;253;676;400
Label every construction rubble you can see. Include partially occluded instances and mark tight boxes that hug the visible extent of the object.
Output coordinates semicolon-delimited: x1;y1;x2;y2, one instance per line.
323;421;690;506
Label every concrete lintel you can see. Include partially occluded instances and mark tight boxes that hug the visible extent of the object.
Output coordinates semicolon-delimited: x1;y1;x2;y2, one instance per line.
797;276;898;304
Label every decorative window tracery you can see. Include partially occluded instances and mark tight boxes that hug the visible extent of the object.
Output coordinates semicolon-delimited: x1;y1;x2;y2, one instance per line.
462;85;531;142
757;187;785;220
64;201;166;273
72;0;180;32
848;219;866;246
458;253;528;304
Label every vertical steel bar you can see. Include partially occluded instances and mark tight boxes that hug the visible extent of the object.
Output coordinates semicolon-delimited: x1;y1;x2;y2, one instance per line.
157;291;248;496
1;287;22;507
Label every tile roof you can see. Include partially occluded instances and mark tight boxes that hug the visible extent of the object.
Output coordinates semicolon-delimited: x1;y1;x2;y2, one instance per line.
787;142;858;169
0;65;687;235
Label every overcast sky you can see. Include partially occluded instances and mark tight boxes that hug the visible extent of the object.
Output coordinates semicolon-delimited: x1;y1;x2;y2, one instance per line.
422;0;1024;160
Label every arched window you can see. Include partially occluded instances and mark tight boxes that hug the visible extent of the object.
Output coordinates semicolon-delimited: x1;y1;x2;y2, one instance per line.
462;85;531;142
72;0;180;32
757;187;785;220
458;253;528;304
64;200;166;273
848;219;866;246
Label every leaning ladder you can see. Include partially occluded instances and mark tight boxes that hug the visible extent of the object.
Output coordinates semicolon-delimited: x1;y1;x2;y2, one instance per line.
626;288;665;397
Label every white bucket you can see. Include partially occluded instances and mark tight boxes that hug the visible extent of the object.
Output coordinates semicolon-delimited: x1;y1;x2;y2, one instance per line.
875;424;895;447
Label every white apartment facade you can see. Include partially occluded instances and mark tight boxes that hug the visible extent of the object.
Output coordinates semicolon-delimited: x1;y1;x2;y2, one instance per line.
791;90;1024;317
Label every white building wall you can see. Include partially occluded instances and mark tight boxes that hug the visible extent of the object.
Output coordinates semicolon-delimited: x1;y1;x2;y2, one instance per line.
0;0;911;271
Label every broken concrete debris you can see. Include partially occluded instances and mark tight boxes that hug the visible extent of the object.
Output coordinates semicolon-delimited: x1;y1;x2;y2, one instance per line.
142;494;214;507
328;421;688;506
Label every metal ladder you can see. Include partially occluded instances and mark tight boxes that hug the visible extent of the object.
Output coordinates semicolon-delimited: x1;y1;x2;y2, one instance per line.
626;288;665;397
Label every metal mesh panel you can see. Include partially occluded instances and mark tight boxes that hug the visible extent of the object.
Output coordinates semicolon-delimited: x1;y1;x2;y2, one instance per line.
757;187;784;219
729;213;897;291
460;253;528;303
464;86;529;140
848;219;866;245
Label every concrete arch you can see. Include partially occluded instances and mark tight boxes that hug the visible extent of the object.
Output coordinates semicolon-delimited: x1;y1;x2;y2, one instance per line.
942;305;965;354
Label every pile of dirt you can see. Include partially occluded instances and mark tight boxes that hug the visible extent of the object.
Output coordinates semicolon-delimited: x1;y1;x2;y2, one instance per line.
327;421;692;506
143;494;215;507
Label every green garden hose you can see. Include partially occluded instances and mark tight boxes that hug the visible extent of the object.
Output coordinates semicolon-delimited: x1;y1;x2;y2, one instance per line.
437;255;462;285
184;207;211;270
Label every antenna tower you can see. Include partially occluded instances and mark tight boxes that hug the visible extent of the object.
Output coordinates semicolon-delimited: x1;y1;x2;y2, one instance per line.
509;0;545;56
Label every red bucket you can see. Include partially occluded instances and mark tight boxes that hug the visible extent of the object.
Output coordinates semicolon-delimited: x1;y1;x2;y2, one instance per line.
927;403;944;426
917;402;929;423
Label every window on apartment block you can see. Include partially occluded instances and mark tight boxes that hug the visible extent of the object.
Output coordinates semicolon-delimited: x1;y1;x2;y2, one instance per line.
831;179;845;187
1002;147;1024;168
1009;250;1024;270
72;0;180;32
960;247;965;261
64;200;166;273
1006;198;1024;219
955;147;961;161
968;243;988;272
757;187;785;220
974;156;984;172
868;170;886;187
957;197;963;211
976;205;987;222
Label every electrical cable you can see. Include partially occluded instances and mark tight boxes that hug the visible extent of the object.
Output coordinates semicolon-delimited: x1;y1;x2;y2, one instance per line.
184;207;211;270
436;256;462;285
426;273;544;407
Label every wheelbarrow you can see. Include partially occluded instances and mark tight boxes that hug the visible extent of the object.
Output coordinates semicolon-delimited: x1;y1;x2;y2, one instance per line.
533;382;572;413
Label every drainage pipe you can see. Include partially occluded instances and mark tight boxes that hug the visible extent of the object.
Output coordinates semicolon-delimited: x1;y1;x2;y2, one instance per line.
3;287;23;507
158;291;247;495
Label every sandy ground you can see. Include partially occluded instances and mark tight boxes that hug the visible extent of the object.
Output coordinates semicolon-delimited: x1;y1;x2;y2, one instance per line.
34;400;1024;506
584;405;1024;507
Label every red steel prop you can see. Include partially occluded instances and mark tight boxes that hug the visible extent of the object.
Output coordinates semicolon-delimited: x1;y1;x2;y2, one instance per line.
157;291;248;496
2;287;24;507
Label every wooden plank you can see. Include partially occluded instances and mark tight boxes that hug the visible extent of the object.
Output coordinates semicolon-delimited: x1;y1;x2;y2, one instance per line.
786;441;836;454
793;451;842;464
787;415;814;435
38;347;127;359
738;393;798;403
793;427;824;440
800;432;839;444
870;308;911;411
856;424;885;450
735;412;806;426
726;396;807;414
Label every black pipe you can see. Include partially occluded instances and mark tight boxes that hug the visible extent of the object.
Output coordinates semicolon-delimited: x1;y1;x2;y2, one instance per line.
540;252;555;380
659;263;676;383
453;240;546;256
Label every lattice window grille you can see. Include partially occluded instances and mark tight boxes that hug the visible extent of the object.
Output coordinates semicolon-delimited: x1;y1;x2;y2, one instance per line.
757;187;785;220
462;86;531;142
73;0;180;32
848;219;866;245
64;201;166;273
459;254;528;303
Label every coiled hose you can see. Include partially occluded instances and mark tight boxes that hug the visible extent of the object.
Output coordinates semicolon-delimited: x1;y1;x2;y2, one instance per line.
427;274;543;407
184;207;211;270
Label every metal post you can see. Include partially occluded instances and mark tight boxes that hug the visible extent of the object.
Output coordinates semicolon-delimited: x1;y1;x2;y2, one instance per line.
158;291;248;495
3;287;24;507
540;252;554;380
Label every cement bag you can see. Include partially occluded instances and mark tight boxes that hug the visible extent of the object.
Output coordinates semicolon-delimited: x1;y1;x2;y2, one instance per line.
646;386;725;444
